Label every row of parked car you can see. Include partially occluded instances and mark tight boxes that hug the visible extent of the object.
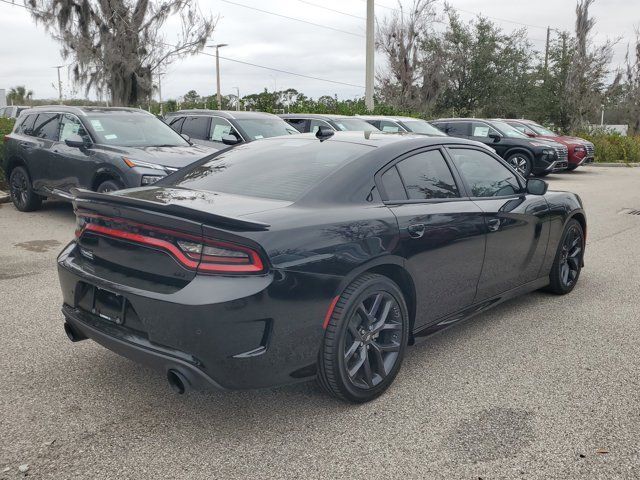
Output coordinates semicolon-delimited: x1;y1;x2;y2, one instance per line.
2;105;595;212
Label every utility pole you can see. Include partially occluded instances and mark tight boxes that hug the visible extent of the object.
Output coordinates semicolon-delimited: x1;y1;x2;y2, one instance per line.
234;87;240;111
365;0;374;112
207;43;228;110
53;65;64;104
157;71;165;116
543;27;551;77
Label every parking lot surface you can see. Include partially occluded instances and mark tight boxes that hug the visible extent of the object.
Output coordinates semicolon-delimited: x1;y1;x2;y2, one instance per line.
1;166;639;479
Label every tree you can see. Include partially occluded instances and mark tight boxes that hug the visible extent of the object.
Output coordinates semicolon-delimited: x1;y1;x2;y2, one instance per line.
26;0;216;106
7;86;34;105
376;0;439;112
624;32;640;134
564;0;619;130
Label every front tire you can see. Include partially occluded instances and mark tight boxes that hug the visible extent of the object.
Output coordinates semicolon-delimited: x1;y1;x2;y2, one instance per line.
567;164;579;171
9;166;42;212
546;219;584;295
506;153;533;177
318;273;409;403
96;178;124;193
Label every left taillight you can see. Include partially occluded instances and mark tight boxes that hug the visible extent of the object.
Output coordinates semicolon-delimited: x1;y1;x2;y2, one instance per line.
177;238;264;274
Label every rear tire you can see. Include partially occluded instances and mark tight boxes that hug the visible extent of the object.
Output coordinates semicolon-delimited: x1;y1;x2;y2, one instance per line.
96;178;124;193
506;153;533;177
9;166;42;212
545;219;584;295
318;273;409;403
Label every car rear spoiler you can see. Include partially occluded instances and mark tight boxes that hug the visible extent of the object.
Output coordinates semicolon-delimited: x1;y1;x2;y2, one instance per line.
70;188;271;232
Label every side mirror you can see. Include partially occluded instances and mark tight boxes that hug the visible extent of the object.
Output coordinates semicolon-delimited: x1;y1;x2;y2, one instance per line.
525;132;536;138
221;134;241;146
526;178;548;195
488;132;502;143
181;133;192;143
65;134;88;149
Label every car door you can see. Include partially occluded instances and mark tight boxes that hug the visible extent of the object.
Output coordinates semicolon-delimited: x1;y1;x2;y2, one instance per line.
378;147;486;328
29;113;61;193
447;146;550;300
48;113;96;192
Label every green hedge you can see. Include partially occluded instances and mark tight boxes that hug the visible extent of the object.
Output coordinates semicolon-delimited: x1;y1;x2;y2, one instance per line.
0;118;16;188
574;130;640;164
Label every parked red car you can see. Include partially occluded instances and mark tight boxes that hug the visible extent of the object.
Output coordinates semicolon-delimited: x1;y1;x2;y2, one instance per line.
501;119;594;171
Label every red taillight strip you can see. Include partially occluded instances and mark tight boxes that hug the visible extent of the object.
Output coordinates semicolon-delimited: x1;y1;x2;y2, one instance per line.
81;223;264;273
322;296;340;329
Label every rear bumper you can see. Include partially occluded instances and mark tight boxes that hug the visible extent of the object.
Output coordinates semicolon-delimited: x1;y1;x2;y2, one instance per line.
57;242;338;390
62;305;226;391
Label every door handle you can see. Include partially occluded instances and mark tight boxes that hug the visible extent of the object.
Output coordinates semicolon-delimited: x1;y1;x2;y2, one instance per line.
407;223;426;238
487;218;501;232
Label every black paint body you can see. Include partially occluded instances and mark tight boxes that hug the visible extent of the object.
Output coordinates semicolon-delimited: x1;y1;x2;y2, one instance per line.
57;133;586;391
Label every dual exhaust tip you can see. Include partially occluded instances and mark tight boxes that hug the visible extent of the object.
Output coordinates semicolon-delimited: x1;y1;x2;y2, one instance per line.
64;323;190;394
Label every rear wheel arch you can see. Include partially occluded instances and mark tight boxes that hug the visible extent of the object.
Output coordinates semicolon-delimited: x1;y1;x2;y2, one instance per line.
4;156;27;179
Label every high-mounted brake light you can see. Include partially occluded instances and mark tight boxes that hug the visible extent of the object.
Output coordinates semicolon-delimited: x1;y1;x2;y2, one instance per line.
76;214;265;274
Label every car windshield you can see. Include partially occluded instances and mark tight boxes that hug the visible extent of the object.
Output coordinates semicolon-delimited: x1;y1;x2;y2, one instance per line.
234;118;299;140
165;138;371;201
86;113;189;147
332;119;379;132
491;121;529;139
529;124;557;136
399;120;447;136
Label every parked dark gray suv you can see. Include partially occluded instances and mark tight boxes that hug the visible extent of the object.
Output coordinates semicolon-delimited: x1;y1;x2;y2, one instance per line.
164;110;299;150
3;106;217;211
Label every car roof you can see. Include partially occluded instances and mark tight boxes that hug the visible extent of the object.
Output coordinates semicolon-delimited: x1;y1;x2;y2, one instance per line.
279;113;362;121
498;118;538;125
19;105;154;116
357;115;430;122
165;109;280;120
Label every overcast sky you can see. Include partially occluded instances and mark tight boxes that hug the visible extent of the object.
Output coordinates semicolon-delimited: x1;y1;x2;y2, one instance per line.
0;0;637;102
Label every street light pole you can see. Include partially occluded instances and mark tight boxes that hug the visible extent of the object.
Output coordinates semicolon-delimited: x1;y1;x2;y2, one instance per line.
207;43;228;110
234;87;240;111
53;65;64;104
365;0;375;112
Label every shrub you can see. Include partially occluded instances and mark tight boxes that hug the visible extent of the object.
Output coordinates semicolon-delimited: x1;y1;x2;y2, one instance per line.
574;129;640;164
0;117;16;188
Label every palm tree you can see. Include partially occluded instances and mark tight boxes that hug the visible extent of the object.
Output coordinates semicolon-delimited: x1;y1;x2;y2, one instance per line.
7;86;34;105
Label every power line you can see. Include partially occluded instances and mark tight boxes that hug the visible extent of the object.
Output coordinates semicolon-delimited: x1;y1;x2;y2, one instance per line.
220;0;365;37
294;0;366;20
0;0;365;90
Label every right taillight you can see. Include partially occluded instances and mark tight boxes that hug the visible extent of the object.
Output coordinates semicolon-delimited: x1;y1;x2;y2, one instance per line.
181;238;265;274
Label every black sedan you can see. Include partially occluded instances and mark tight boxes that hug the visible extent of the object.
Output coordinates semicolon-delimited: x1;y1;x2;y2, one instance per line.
58;131;586;403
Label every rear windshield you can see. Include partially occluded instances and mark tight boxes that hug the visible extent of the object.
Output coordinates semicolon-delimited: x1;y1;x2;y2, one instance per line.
85;113;189;147
165;138;371;201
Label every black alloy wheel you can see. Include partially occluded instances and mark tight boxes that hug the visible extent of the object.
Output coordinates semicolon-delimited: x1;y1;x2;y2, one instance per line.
9;166;42;212
318;273;409;403
546;219;584;294
96;179;124;193
506;153;532;177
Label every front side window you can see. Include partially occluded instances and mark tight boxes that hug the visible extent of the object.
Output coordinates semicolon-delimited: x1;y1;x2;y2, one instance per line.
33;113;60;141
209;117;238;142
490;120;529;139
471;122;500;138
449;148;521;197
399;120;447;136
378;120;403;133
309;119;333;134
59;114;90;142
332;118;379;132
395;150;459;200
285;118;309;133
234;118;298;140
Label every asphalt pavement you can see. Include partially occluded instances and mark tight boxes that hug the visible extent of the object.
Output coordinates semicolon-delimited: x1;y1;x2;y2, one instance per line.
1;166;639;479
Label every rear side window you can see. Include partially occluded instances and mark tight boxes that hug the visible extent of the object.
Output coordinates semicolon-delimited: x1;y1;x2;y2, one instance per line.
449;148;521;197
381;166;407;201
17;114;37;135
395;150;459;200
285;119;309;133
181;116;210;140
446;122;470;136
33;113;60;141
166;139;370;201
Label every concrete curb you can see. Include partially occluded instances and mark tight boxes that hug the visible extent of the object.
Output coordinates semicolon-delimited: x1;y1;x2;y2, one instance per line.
0;190;10;204
586;163;640;167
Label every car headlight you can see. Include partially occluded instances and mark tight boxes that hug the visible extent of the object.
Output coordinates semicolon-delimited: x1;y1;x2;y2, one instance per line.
141;175;164;185
123;157;168;171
